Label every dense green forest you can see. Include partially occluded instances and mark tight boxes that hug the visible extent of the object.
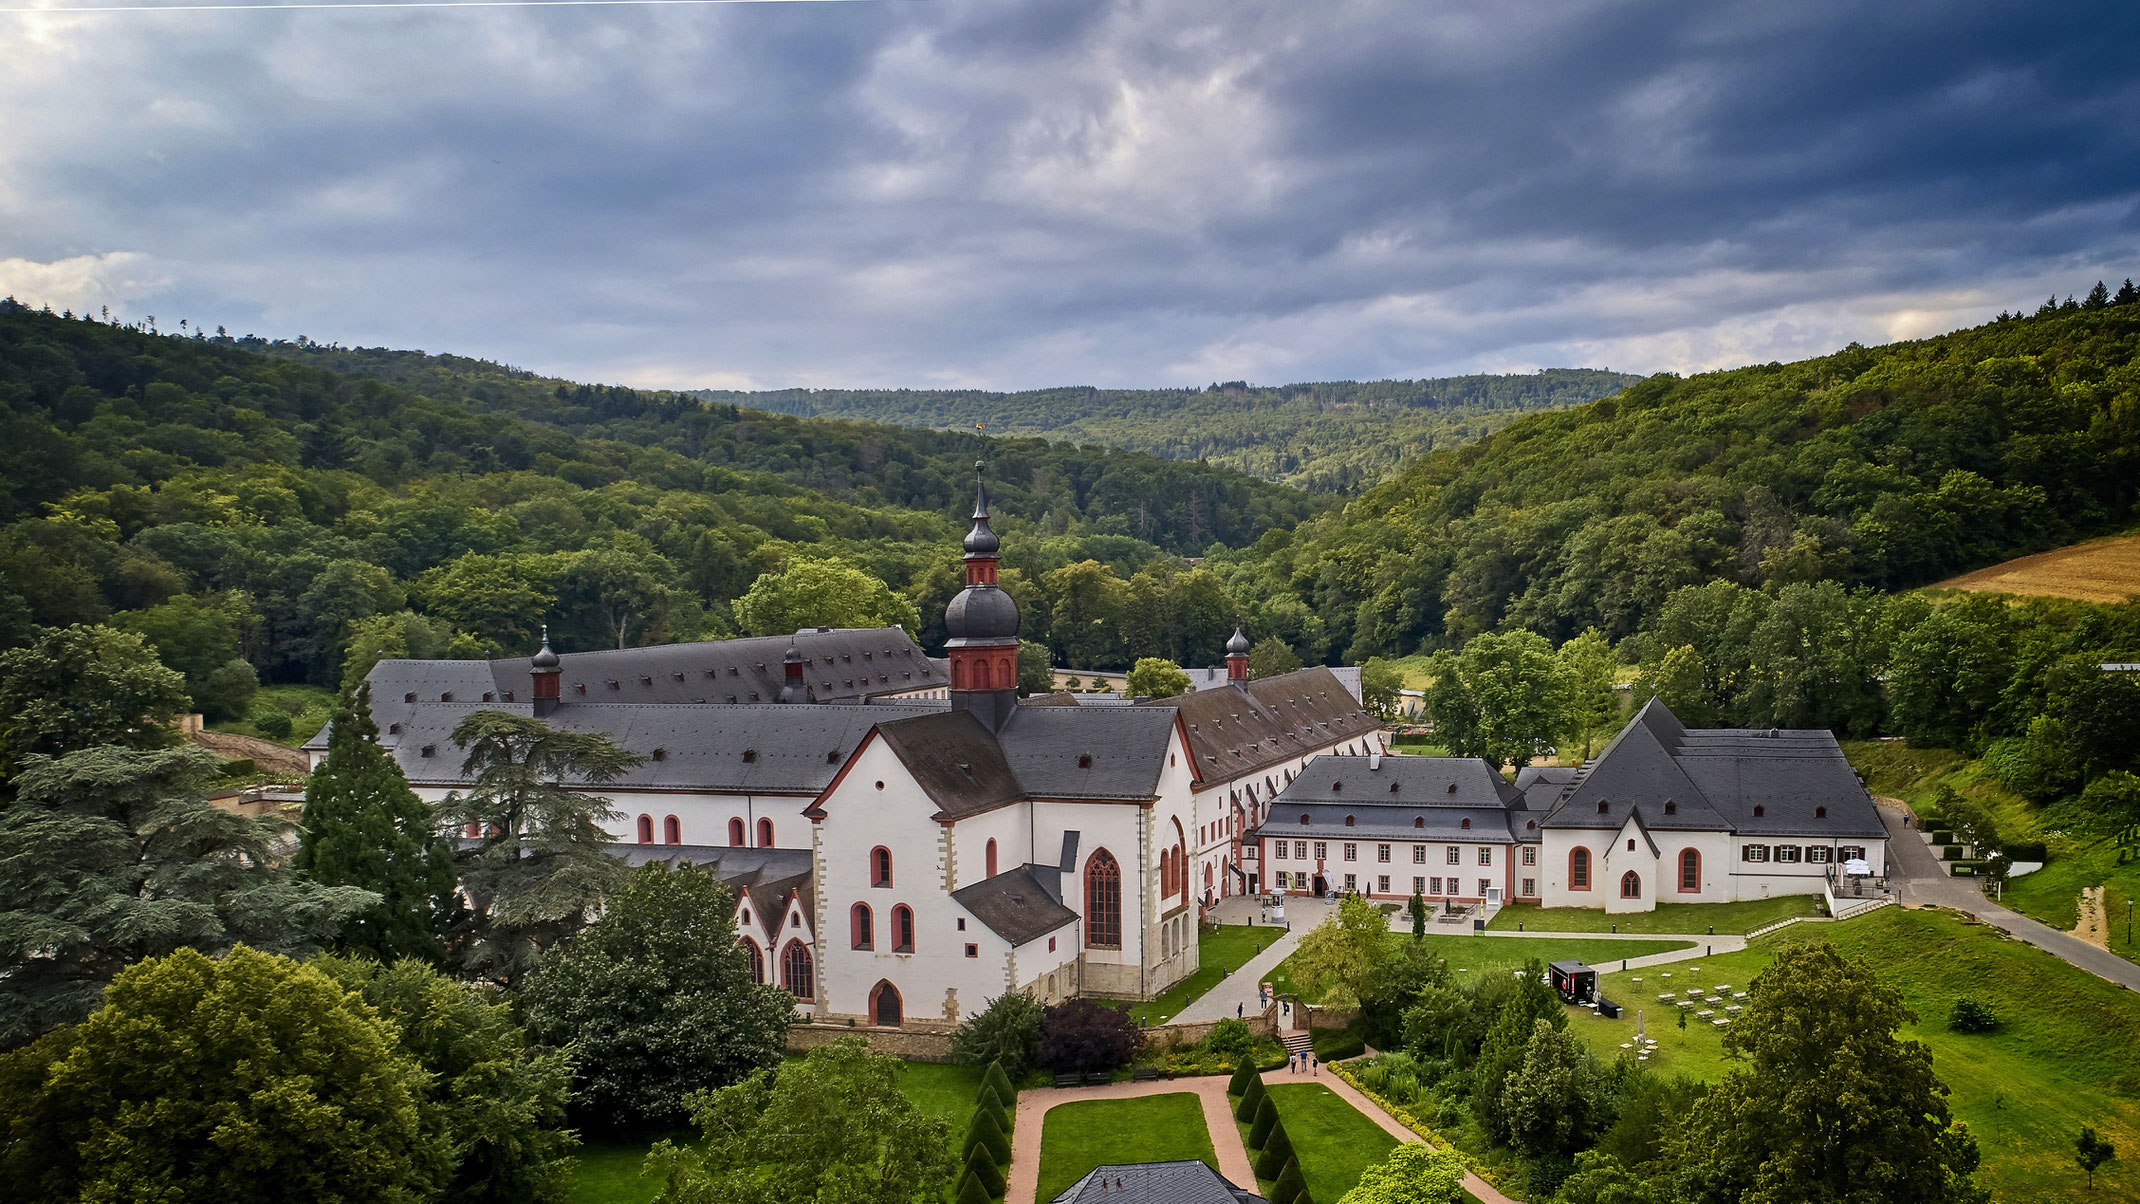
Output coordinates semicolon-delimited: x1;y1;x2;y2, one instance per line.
238;339;1320;550
0;304;1327;704
1213;299;2140;663
690;369;1643;492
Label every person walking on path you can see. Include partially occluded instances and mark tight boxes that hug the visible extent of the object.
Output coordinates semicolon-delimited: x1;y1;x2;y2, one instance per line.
1310;1056;1318;1077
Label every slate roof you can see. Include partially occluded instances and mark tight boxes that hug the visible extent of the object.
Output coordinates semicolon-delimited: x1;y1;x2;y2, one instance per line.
1169;667;1379;784
1250;754;1526;842
375;702;941;792
611;845;814;943
348;628;942;743
1051;1162;1263;1204
1539;699;1886;839
950;864;1080;945
859;703;1177;820
1183;664;1365;705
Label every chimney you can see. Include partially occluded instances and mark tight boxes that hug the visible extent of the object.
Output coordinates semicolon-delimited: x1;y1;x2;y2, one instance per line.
530;626;561;718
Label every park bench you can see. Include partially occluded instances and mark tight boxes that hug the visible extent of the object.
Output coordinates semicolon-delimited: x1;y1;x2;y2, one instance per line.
1132;1067;1160;1082
1054;1073;1082;1088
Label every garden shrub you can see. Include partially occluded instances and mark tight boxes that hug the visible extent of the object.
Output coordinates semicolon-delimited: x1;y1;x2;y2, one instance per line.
982;1061;1016;1104
1228;1058;1257;1097
1249;1094;1279;1148
1312;1023;1365;1062
1949;997;1999;1033
1273;1156;1310;1204
963;1108;1011;1166
1256;1121;1293;1180
955;1169;993;1204
952;994;1045;1080
1208;1017;1253;1062
963;1143;1006;1197
1037;997;1144;1074
254;711;294;737
1236;1074;1267;1123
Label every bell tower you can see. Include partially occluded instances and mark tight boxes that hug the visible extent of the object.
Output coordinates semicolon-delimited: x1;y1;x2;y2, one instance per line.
944;462;1020;730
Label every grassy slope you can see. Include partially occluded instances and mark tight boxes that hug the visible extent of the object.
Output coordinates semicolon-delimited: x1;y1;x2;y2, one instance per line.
1035;1092;1217;1201
569;1061;986;1204
1128;924;1289;1024
1268;934;1694;1002
1486;896;1818;935
1570;907;2140;1204
1265;1082;1400;1203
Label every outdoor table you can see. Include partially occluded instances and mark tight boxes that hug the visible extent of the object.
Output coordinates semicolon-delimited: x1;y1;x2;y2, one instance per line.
1696;1009;1714;1018
1711;1019;1728;1028
1658;993;1675;1001
1733;992;1748;1000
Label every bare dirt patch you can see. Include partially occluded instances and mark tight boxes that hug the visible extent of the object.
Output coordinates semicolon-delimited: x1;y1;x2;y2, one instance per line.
1934;534;2140;603
2074;886;2112;951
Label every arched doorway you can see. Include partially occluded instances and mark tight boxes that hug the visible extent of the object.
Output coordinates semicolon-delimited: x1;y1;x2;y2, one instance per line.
1620;871;1642;899
870;980;902;1027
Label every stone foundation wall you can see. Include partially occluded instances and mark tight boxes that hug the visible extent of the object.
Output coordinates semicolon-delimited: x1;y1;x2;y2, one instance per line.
1144;1003;1279;1048
786;1022;957;1062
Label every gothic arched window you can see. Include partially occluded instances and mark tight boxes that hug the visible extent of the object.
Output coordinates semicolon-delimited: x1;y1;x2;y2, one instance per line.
781;940;814;1000
1085;849;1122;949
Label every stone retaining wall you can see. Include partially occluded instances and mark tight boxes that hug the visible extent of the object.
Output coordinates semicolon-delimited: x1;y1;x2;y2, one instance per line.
786;1022;957;1062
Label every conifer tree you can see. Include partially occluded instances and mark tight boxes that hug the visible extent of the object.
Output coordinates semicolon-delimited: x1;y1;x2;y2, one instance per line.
955;1169;993;1204
963;1142;1006;1196
295;685;459;963
1256;1120;1294;1180
1236;1072;1268;1122
983;1060;1017;1105
1250;1093;1279;1147
2084;280;2112;309
2116;278;2139;306
1272;1157;1310;1204
1228;1057;1257;1097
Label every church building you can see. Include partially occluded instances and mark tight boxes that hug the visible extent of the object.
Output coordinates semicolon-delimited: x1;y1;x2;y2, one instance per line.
325;479;1382;1028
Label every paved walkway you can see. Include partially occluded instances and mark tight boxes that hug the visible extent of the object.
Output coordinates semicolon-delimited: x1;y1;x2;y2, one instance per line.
1176;894;1739;1025
1002;1068;1519;1204
1257;1066;1518;1204
1004;1075;1252;1204
1876;799;2140;991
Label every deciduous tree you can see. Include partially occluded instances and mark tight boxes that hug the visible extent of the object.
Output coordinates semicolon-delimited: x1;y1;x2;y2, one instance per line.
1289;894;1392;1012
0;624;187;767
1339;1144;1469;1204
1668;943;1986;1204
521;862;793;1127
1124;656;1191;699
731;556;920;639
0;947;434;1204
646;1036;957;1204
1425;631;1567;769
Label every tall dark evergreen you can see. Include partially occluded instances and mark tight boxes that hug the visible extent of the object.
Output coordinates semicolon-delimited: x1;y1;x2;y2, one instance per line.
295;685;459;963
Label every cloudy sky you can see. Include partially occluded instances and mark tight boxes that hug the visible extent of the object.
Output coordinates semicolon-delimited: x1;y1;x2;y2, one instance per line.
2;0;2136;391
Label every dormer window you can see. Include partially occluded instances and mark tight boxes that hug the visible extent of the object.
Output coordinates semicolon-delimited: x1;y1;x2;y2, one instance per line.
439;692;452;702
403;692;416;703
481;692;493;702
639;675;652;686
1753;805;1765;817
1414;816;1424;828
651;748;667;761
1664;801;1677;815
826;750;841;764
1332;781;1343;792
1461;818;1471;830
1299;814;1310;825
606;679;620;690
1527;820;1537;830
673;672;685;682
1344;815;1355;827
387;722;400;734
1078;754;1092;768
1598;802;1609;813
1447;783;1458;794
574;683;587;694
1389;783;1400;793
419;744;436;757
1815;806;1826;818
743;749;758;763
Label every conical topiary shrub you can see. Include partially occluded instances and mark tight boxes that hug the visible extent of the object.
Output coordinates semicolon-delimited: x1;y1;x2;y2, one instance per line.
1228;1058;1257;1097
975;1091;1010;1139
963;1107;1011;1167
1234;1074;1266;1122
983;1061;1016;1104
1255;1121;1293;1181
955;1168;993;1204
964;1143;1006;1197
1248;1094;1278;1149
975;1080;1009;1120
1273;1156;1310;1204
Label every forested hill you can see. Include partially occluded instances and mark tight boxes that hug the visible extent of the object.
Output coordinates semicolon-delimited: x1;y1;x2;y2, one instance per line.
1213;299;2140;662
0;305;1316;692
690;369;1644;492
230;339;1320;552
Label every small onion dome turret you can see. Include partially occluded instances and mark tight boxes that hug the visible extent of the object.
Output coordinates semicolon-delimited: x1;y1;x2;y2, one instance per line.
945;584;1020;642
531;626;561;669
1225;627;1251;656
964;481;1000;556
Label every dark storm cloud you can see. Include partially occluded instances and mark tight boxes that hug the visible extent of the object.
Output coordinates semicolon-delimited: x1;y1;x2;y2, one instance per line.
1;0;2135;388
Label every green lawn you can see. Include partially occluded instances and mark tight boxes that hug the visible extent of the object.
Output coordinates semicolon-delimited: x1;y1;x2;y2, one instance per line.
1569;906;2140;1204
1487;895;1819;935
1128;924;1289;1024
209;682;338;747
568;1061;986;1204
1264;1082;1399;1203
1268;934;1694;1003
2001;837;2140;964
1036;1093;1217;1201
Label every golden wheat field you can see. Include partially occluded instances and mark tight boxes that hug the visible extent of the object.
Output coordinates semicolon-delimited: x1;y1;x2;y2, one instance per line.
1934;533;2140;602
